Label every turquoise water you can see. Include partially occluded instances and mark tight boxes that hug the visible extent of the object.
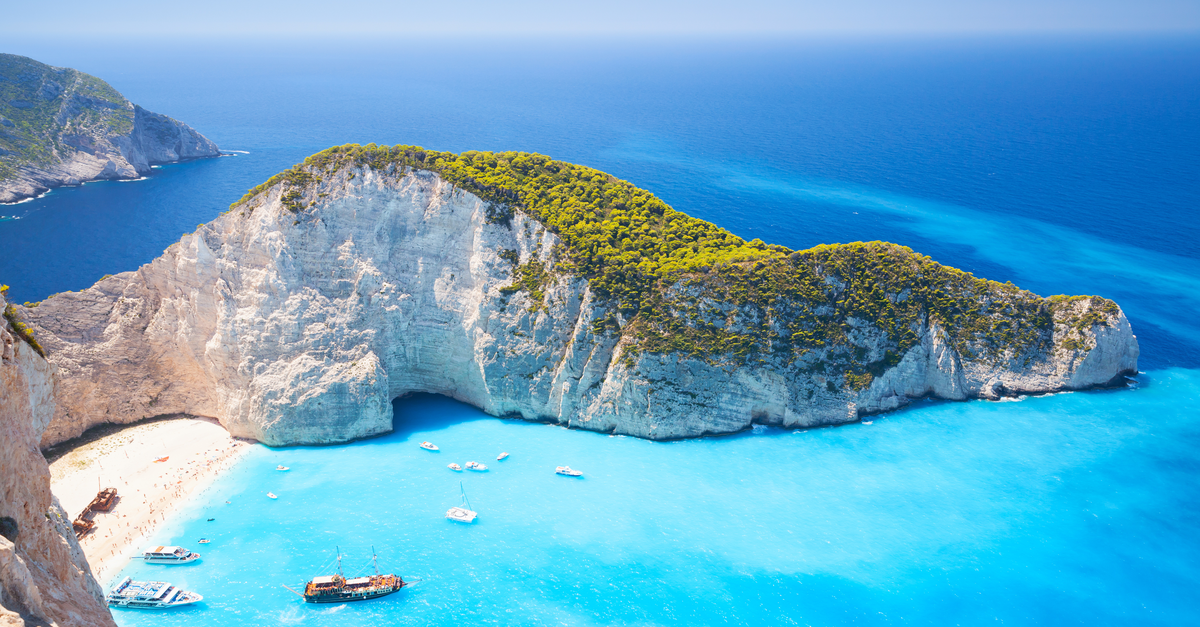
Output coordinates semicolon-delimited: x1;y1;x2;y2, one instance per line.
2;36;1198;624
112;374;1200;626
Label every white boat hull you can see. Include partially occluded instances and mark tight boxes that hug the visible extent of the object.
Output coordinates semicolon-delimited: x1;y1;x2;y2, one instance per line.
446;507;477;523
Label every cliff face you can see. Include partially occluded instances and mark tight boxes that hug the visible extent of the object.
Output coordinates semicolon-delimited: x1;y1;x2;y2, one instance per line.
19;152;1139;448
0;291;114;627
0;54;219;204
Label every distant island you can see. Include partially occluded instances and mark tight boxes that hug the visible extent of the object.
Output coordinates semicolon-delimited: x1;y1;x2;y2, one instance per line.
17;144;1139;447
0;53;219;203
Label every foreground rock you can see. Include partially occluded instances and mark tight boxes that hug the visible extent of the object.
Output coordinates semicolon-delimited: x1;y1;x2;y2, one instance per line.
1;290;114;626
20;146;1139;447
0;54;219;204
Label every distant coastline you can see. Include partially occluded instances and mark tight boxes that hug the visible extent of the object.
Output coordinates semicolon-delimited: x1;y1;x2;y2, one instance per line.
0;53;221;204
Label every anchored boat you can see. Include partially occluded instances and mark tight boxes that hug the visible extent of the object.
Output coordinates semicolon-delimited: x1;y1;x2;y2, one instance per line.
555;466;583;477
448;463;462;472
142;546;201;564
107;577;202;609
446;482;477;523
288;547;407;604
497;452;509;460
419;441;439;451
464;461;488;471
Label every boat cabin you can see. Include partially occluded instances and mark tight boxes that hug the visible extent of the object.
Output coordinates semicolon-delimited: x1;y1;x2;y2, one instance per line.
142;546;200;563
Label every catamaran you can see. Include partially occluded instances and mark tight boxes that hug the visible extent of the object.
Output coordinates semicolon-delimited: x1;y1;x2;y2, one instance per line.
286;547;407;604
107;577;202;609
141;546;201;564
446;482;477;523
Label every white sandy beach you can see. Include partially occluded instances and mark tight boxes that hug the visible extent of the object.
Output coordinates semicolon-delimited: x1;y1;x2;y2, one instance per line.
48;418;252;585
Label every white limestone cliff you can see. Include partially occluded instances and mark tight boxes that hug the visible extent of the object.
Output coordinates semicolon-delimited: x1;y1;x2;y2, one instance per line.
0;291;114;627
19;166;1139;447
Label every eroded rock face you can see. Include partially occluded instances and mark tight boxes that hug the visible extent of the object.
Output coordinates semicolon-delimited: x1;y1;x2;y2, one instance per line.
0;54;220;204
0;291;114;627
21;167;1139;447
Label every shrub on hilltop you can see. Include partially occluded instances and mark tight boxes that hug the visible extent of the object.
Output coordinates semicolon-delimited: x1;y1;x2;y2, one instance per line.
230;144;1121;379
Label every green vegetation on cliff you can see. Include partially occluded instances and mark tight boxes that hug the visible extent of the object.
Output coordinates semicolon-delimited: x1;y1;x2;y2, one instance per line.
233;144;1121;378
1;285;46;357
0;54;133;182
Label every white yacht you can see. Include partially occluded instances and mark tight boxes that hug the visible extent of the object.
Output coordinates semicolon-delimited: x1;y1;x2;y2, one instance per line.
267;492;278;499
446;482;478;523
141;546;201;564
448;463;462;472
419;441;439;451
497;452;509;461
276;465;290;471
464;461;488;471
555;466;583;477
107;578;202;609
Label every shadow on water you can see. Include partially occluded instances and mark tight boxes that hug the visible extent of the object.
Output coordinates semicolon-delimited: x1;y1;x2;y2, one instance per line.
389;393;496;440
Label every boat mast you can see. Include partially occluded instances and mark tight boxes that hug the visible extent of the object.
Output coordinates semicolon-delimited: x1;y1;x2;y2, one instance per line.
336;546;343;578
372;545;378;576
460;481;472;510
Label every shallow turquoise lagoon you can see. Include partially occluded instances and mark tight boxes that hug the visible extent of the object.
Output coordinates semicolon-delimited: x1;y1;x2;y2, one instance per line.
111;370;1200;626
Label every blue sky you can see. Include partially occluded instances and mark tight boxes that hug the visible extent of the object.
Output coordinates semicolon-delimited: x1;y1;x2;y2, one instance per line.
7;0;1200;36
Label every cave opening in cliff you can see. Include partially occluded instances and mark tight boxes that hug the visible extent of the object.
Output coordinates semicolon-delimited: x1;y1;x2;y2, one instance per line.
390;393;494;438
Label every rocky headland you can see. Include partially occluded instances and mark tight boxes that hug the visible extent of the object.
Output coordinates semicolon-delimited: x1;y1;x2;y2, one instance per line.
16;144;1139;448
0;53;219;204
1;288;115;626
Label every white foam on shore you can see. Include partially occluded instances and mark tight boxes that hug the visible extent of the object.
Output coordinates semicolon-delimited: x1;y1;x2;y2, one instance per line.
1;190;50;205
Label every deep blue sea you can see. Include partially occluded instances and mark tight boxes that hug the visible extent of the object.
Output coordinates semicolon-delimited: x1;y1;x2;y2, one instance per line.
3;35;1199;625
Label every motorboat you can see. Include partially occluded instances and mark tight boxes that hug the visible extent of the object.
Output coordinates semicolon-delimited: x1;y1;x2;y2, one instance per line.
141;546;201;564
267;492;278;499
197;539;211;544
448;463;462;472
107;577;202;609
555;466;583;477
276;465;290;471
446;482;478;523
862;421;873;425
464;461;488;471
497;452;509;461
419;441;439;451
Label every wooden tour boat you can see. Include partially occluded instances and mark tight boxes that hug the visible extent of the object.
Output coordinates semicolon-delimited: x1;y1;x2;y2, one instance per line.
286;547;407;604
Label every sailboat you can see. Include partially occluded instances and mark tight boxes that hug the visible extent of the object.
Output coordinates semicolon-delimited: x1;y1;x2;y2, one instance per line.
286;546;407;603
445;482;477;523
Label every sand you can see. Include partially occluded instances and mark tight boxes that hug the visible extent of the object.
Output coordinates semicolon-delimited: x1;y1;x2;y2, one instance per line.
48;417;252;585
